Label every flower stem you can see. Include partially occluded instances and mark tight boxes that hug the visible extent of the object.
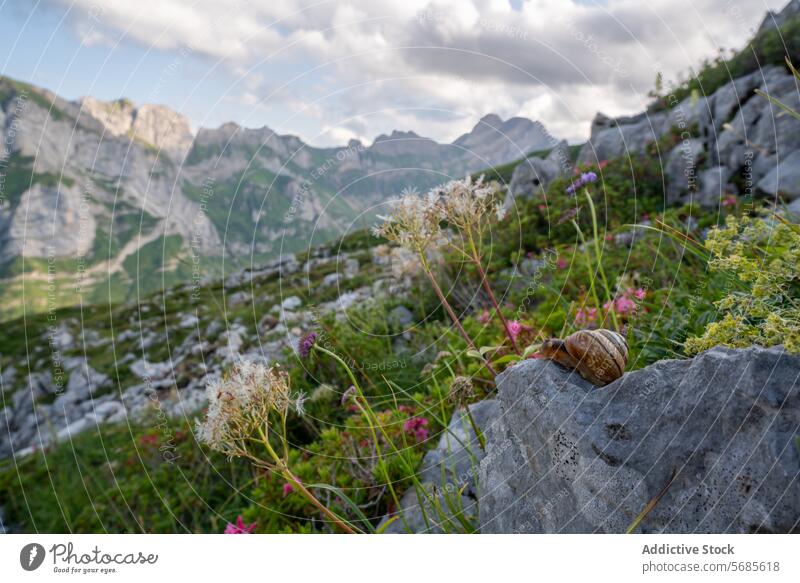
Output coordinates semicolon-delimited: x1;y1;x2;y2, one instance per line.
419;254;497;377
464;406;486;451
468;234;520;354
282;469;359;534
257;425;358;534
584;190;620;331
313;343;415;531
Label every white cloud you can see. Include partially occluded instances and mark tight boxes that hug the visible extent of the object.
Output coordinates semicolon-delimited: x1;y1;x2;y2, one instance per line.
47;0;790;146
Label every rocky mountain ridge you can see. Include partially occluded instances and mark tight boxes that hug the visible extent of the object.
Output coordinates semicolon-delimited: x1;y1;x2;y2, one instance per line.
0;76;555;319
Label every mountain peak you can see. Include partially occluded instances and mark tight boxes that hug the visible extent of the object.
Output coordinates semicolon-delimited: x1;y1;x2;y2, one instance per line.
452;113;553;168
78;95;193;159
478;113;504;128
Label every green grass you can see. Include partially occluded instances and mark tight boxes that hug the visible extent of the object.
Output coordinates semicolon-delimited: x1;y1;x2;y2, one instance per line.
0;152;74;210
0;417;257;533
0;76;69;121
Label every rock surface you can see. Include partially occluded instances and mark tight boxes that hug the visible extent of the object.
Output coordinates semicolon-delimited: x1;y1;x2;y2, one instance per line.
479;346;800;533
577;54;800;208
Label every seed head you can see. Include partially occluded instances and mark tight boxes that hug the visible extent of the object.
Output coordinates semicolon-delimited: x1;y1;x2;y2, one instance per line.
196;359;291;457
450;376;475;403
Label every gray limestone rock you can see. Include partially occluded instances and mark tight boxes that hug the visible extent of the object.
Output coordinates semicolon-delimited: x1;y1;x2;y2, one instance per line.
756;150;800;200
479;346;800;533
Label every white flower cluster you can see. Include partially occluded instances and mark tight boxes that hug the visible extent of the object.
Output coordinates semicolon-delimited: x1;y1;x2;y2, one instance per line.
433;175;494;219
196;359;294;457
372;186;443;253
372;177;504;253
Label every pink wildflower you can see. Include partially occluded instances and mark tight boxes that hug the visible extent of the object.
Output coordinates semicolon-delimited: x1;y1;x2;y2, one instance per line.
556;258;568;270
722;195;737;208
477;309;491;324
633;288;646;300
283;482;295;497
574;307;598;326
616;296;637;315
507;320;523;341
224;516;257;534
139;433;158;447
403;417;430;442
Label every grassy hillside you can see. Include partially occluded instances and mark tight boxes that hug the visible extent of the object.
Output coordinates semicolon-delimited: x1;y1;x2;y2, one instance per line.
5;108;795;533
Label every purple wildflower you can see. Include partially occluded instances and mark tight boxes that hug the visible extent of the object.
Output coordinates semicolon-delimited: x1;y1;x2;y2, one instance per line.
341;385;357;406
565;170;599;194
299;331;318;359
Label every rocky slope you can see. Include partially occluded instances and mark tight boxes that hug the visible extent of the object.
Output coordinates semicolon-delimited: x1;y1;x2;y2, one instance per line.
0;78;554;319
0;235;421;458
504;0;800;212
506;68;800;211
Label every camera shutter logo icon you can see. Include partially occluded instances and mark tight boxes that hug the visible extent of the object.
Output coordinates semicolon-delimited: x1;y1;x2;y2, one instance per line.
20;543;46;571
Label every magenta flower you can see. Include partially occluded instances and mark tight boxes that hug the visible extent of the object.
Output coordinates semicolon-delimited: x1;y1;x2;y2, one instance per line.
605;296;637;316
574;307;598;326
298;331;318;359
224;515;257;534
633;288;646;301
615;296;637;315
403;417;430;442
507;320;523;341
722;195;737;208
283;482;295;497
556;258;568;270
477;309;491;324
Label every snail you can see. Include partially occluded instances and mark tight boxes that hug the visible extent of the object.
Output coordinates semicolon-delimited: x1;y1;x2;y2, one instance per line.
539;329;628;386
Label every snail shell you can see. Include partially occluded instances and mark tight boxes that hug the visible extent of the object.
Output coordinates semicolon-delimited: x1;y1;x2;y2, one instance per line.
539;329;628;386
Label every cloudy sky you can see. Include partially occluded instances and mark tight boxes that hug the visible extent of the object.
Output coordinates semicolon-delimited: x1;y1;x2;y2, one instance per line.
0;0;788;147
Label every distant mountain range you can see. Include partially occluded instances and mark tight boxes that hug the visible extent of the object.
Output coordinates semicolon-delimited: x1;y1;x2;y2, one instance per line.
0;77;556;318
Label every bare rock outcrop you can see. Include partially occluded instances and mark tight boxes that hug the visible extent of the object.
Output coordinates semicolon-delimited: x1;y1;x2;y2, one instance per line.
479;346;800;533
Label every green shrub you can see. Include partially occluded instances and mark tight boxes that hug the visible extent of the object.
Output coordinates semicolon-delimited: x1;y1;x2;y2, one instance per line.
685;214;800;354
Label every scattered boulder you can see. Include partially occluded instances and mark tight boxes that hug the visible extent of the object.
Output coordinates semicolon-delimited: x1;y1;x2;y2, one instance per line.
756;150;800;200
281;296;302;310
577;111;667;166
665;138;705;203
479;346;800;533
344;258;360;279
504;156;563;209
322;272;341;287
227;291;251;309
388;305;415;330
694;165;734;207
